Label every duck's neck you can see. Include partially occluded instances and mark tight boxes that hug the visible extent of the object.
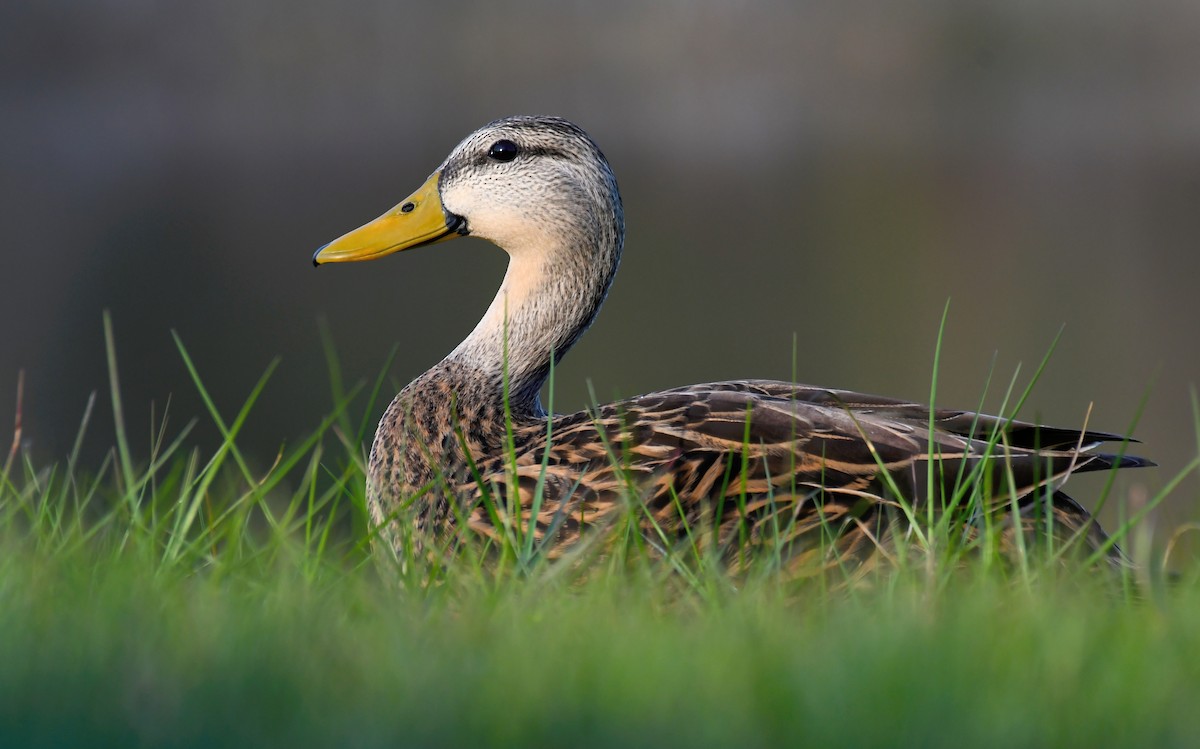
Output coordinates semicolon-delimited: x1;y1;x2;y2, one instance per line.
436;230;622;418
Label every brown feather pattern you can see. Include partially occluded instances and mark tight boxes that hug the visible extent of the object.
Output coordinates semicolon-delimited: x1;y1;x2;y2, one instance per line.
371;371;1147;575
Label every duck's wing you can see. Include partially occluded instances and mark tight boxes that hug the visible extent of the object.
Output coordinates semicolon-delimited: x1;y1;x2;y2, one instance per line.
594;380;1147;495
664;379;1142;451
460;380;1149;565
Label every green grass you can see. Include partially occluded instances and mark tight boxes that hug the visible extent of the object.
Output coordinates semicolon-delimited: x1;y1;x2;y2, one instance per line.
2;314;1199;748
7;557;1200;749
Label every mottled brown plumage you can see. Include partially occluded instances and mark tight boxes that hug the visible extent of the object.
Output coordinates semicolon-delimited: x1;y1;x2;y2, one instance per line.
315;115;1150;576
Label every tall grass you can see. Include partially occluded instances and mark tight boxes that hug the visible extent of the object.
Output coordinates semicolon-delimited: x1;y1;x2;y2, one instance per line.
1;315;1198;748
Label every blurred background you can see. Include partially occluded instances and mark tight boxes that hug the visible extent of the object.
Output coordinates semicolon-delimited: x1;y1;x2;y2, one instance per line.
2;0;1197;536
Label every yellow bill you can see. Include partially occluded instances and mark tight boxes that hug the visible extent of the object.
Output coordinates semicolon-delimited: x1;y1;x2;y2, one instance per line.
312;172;462;266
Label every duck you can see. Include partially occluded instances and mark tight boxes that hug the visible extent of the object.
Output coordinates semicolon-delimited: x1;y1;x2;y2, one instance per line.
314;115;1150;577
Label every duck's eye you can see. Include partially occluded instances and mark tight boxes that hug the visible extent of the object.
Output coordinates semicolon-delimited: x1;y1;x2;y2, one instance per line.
487;139;520;162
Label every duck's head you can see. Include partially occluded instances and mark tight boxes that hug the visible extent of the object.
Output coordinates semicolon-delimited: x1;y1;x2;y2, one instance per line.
313;116;624;267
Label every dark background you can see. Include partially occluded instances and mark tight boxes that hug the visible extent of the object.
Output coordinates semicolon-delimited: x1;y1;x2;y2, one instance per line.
2;1;1197;533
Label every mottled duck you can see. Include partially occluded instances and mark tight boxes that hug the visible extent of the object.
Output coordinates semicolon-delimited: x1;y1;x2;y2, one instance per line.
314;116;1149;576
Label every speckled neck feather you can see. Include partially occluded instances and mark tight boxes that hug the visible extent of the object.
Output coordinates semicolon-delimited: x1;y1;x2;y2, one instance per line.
442;199;622;415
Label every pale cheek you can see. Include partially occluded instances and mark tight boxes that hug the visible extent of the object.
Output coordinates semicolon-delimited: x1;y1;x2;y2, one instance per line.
449;196;551;252
475;213;549;251
443;179;571;254
444;185;501;238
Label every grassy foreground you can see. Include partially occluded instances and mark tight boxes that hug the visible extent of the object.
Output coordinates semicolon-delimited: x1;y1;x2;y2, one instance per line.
2;319;1199;748
5;555;1200;748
